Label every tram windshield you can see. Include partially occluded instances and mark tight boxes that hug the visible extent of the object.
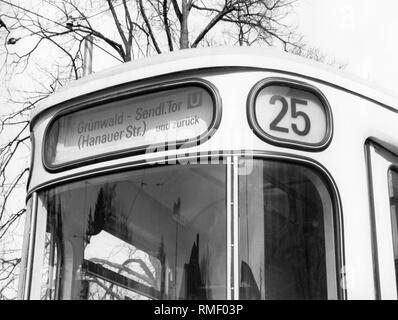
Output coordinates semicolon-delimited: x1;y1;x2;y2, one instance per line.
36;159;338;300
39;164;227;300
239;159;337;299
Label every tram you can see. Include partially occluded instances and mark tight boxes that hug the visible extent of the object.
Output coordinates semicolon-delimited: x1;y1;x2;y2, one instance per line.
18;46;398;300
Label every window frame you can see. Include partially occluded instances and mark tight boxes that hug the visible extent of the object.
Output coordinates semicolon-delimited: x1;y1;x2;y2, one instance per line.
388;168;398;296
366;141;398;299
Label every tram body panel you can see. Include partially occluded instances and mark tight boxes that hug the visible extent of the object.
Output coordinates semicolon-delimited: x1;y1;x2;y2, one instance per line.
22;47;398;300
27;69;398;192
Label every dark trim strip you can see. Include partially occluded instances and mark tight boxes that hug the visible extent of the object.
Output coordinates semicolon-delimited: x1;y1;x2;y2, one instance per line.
365;142;381;299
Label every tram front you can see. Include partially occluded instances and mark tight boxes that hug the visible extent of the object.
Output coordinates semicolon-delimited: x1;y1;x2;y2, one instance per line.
19;47;346;300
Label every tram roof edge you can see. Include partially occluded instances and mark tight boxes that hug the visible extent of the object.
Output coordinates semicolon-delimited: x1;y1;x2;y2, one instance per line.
31;46;398;123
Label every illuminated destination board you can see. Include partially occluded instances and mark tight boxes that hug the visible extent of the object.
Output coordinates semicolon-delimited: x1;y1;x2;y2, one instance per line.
44;83;219;169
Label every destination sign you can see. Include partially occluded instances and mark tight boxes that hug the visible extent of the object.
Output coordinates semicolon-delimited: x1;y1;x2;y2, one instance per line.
248;79;332;150
44;85;217;168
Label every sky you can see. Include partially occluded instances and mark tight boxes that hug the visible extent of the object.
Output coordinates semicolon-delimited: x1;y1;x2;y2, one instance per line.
294;0;398;97
82;0;398;98
3;1;398;97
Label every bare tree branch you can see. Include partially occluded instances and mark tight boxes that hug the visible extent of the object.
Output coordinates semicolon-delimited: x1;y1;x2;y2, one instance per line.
138;0;162;54
163;0;174;51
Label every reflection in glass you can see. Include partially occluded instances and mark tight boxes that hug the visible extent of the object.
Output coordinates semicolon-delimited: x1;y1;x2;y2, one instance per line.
239;160;337;299
39;164;226;300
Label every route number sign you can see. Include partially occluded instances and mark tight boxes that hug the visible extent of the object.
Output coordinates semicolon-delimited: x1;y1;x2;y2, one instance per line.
248;78;332;150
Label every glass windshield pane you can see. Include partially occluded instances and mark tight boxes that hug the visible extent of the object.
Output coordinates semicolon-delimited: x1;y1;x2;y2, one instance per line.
388;170;398;294
39;164;226;300
239;159;337;300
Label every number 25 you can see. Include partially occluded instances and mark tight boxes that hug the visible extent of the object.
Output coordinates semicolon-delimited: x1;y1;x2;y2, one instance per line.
269;95;311;136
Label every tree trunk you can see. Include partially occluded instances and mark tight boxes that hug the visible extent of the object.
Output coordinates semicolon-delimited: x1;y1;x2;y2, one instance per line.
180;0;189;49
